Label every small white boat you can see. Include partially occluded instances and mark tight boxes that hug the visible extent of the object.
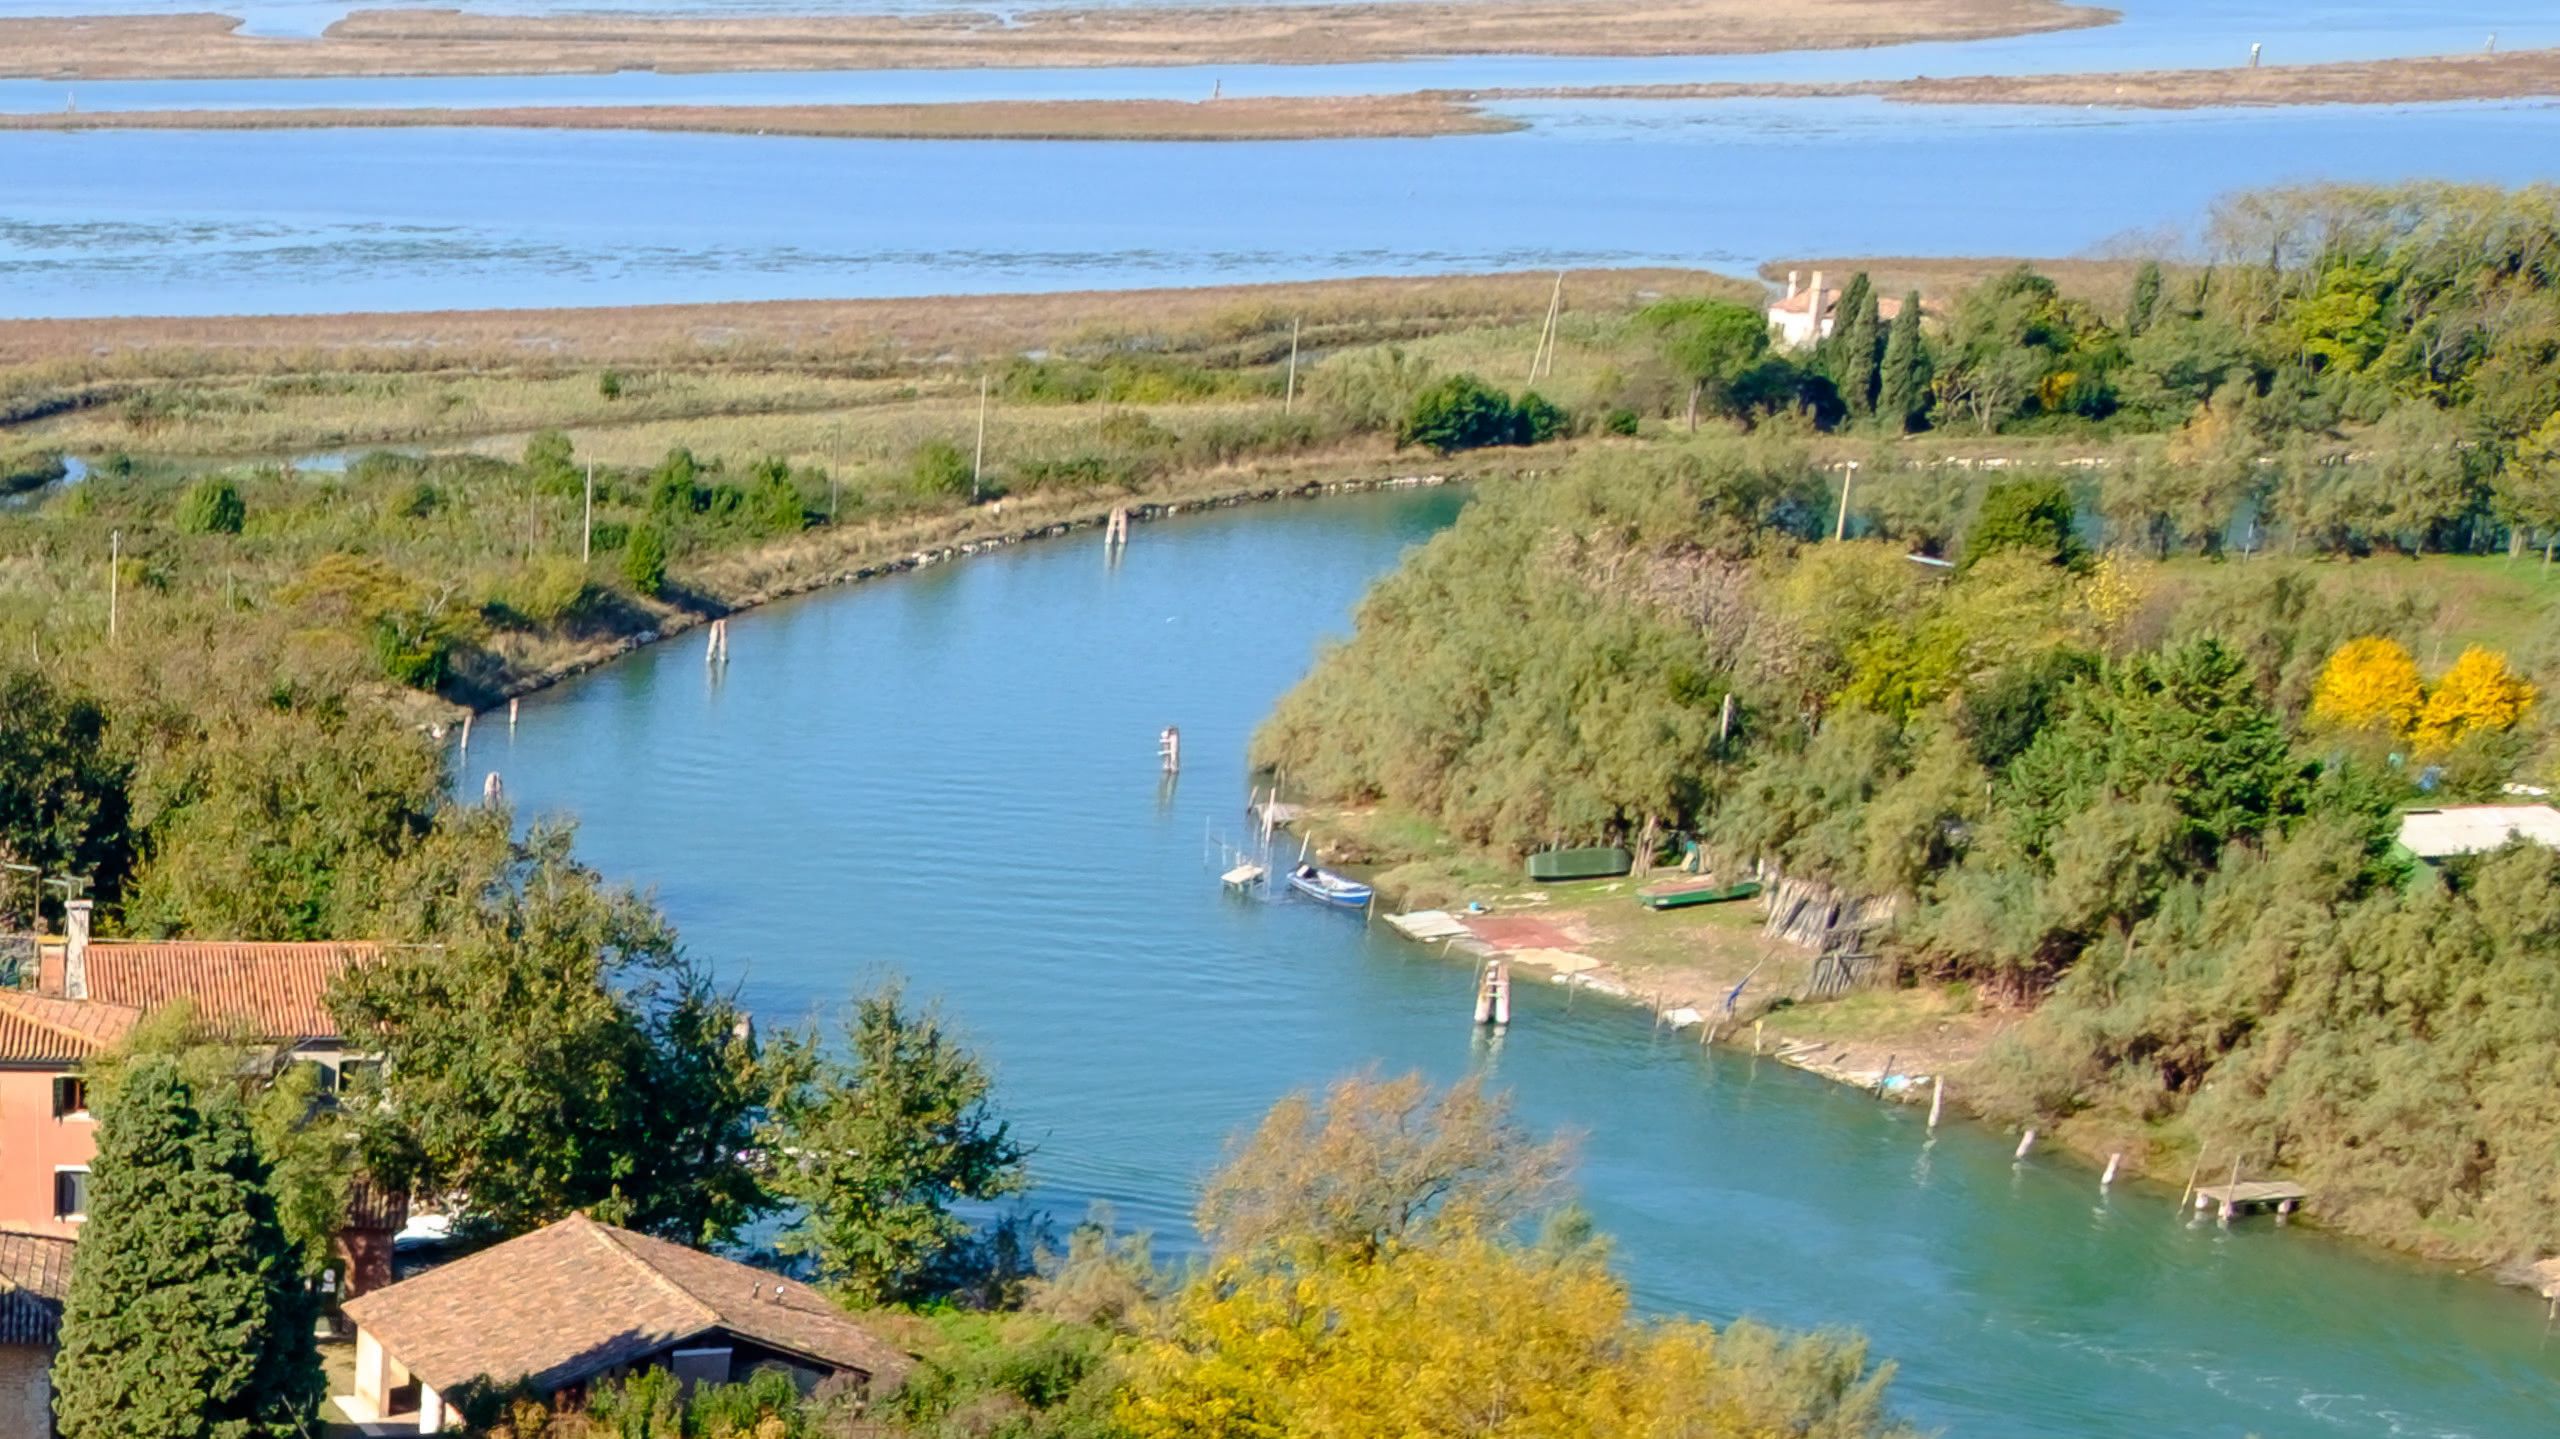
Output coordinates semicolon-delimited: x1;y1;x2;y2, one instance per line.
1287;864;1373;910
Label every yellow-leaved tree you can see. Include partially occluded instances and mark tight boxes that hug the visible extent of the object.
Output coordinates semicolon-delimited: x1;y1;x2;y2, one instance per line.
2414;645;2538;754
2309;635;2423;736
1118;1073;1917;1439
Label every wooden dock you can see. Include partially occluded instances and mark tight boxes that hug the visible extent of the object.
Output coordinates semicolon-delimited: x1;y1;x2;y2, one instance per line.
2194;1180;2306;1220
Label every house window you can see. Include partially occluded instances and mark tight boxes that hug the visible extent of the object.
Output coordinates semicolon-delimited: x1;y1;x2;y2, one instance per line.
335;1059;384;1098
54;1167;90;1220
52;1075;89;1119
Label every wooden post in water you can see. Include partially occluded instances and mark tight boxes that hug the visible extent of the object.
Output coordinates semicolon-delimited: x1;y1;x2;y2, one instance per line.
2102;1153;2122;1188
482;770;503;805
1159;726;1181;774
2180;1151;2205;1210
458;712;472;756
2015;1128;2037;1161
1752;1018;1764;1054
1928;1075;1944;1129
508;698;519;732
2220;1156;2243;1222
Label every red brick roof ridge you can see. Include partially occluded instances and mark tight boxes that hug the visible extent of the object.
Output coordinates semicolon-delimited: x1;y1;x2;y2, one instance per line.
0;989;143;1062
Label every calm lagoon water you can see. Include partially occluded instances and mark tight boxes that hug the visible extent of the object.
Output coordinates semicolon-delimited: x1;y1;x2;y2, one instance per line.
475;489;2560;1439
6;97;2560;317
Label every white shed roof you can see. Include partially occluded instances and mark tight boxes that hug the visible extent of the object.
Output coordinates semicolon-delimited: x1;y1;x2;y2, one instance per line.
2397;805;2560;860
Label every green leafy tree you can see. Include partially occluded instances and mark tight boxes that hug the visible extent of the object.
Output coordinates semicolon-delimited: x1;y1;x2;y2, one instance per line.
765;983;1027;1305
622;522;670;597
909;438;975;499
0;666;132;921
2495;411;2560;564
747;455;810;535
2127;259;2164;336
524;429;580;497
1877;291;1933;433
1821;272;1884;420
177;475;246;535
53;1056;322;1439
1398;374;1523;454
649;447;702;516
1964;476;2085;570
1935;267;2083;430
1514;390;1570;444
1197;1070;1568;1265
1639;297;1771;428
333;818;771;1245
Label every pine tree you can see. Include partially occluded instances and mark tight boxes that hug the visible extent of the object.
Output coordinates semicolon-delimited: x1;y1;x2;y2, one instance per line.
53;1056;321;1439
2127;259;2164;336
1824;273;1884;421
1877;291;1933;433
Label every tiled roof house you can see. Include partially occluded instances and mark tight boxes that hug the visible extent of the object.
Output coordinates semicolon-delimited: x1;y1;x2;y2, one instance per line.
339;1214;913;1432
0;1229;75;1438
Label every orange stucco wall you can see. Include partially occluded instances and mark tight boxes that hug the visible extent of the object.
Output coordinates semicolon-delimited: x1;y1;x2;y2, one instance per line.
0;1068;93;1240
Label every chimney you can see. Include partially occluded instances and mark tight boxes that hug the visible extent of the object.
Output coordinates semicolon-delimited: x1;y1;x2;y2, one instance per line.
1786;269;1800;299
64;899;91;1000
1807;269;1827;336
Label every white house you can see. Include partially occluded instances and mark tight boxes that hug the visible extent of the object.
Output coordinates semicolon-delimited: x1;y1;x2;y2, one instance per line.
1766;270;1913;350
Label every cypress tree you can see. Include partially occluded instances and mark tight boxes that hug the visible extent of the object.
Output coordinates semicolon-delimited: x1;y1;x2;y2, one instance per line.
1825;272;1883;420
2127;260;2164;336
1877;291;1934;434
53;1056;321;1439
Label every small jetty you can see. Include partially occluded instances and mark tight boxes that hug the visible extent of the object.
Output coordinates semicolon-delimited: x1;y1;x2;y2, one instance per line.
2194;1180;2306;1222
1383;909;1473;943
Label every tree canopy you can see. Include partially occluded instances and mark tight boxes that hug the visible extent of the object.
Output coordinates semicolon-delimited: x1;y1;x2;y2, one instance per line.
52;1056;322;1439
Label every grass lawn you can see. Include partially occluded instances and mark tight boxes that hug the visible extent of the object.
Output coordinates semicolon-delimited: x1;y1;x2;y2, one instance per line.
2156;550;2560;668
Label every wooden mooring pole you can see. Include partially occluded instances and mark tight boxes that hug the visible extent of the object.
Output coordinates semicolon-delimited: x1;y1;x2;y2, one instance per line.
1928;1076;1944;1130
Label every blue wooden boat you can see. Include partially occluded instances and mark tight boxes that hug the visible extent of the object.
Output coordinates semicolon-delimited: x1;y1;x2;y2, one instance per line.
1288;864;1374;910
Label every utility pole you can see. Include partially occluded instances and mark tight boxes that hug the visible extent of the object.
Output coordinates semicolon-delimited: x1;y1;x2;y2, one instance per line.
106;529;119;642
972;374;989;505
1285;317;1301;414
581;462;594;563
1834;461;1858;542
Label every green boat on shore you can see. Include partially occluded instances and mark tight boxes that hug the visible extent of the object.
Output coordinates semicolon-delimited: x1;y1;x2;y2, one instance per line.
1526;846;1633;881
1635;878;1763;911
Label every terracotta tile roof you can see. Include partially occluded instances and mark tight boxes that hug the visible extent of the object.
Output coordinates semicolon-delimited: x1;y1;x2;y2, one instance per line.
0;990;141;1065
0;1228;74;1346
78;941;377;1042
1767;290;1912;320
341;1215;913;1397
